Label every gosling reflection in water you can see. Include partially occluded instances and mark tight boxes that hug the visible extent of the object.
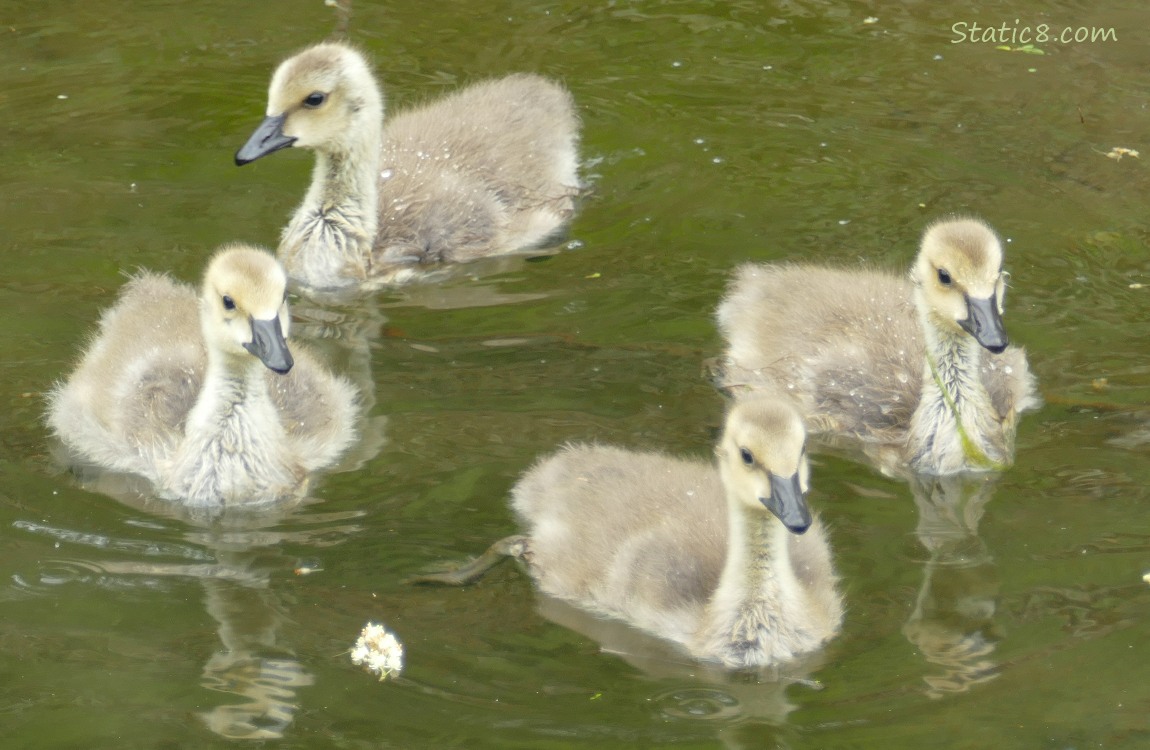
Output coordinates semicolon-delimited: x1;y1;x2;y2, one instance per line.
197;568;313;739
901;473;1002;699
62;497;363;740
536;592;834;732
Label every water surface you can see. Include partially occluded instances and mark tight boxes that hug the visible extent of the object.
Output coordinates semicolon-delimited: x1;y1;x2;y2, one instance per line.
3;1;1150;747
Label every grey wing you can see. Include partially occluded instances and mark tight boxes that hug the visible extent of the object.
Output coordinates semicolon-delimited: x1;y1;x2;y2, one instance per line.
46;273;202;475
266;349;359;471
512;445;727;631
377;75;579;265
981;346;1041;419
717;264;923;441
116;352;203;473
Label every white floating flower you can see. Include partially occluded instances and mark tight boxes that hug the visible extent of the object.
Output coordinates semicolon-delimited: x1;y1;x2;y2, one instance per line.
1106;147;1139;161
350;622;404;680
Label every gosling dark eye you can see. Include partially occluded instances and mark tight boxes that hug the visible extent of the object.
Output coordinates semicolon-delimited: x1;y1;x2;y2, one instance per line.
303;92;327;108
222;295;236;311
739;448;755;466
937;268;953;286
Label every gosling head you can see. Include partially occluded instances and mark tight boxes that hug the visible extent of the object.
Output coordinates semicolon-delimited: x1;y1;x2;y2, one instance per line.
201;244;293;374
912;218;1010;354
717;398;812;534
236;42;383;165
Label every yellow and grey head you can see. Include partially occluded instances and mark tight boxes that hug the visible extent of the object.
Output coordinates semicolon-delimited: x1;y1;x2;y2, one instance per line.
201;244;293;373
718;398;812;533
913;218;1010;353
236;42;383;163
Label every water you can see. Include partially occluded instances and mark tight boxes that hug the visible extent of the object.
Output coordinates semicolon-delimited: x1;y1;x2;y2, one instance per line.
3;0;1150;747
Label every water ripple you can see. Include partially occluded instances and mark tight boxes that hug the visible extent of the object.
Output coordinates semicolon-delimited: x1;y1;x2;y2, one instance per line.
11;558;181;595
652;687;744;722
12;519;213;561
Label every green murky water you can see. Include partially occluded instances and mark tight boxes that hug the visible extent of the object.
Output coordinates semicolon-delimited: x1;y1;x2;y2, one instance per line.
3;1;1150;747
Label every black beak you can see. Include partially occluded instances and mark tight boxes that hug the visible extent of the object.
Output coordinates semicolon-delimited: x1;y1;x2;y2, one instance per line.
244;316;294;374
959;294;1009;354
762;472;812;534
235;114;296;165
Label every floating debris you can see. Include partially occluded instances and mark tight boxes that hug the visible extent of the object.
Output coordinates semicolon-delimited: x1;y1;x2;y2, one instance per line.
293;563;323;576
1106;147;1140;161
350;622;404;680
995;44;1045;55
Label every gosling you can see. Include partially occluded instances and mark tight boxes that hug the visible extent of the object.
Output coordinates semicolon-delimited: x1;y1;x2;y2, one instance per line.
47;244;358;507
416;398;843;670
716;218;1039;475
236;41;581;290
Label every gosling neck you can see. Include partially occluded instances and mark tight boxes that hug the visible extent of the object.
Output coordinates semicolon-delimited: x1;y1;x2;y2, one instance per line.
280;119;382;288
185;345;283;449
165;332;295;506
714;499;793;614
694;483;806;667
911;300;1006;472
